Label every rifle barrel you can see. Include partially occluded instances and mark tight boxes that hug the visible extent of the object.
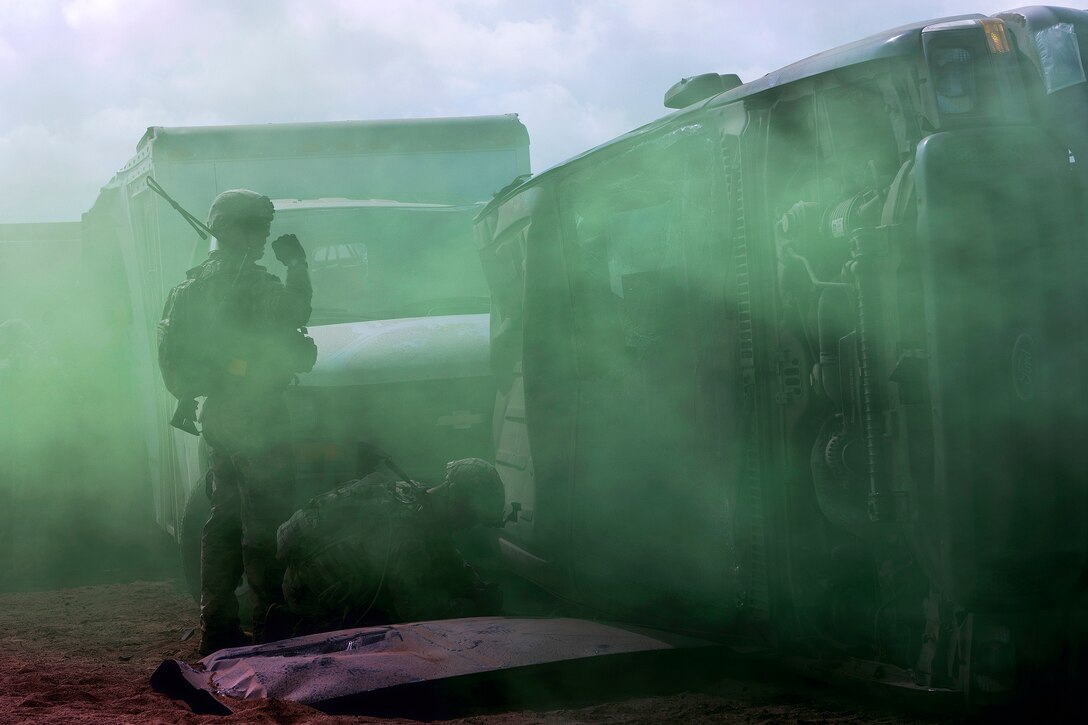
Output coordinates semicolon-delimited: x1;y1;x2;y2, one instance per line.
146;176;213;240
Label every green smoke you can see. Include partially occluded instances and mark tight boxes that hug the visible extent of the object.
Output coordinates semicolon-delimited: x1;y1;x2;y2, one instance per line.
1;221;157;591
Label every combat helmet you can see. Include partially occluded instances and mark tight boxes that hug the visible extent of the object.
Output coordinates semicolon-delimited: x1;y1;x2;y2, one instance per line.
443;458;506;528
206;189;274;235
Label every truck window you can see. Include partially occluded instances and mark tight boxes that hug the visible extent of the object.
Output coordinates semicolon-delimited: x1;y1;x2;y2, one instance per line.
767;95;823;217
820;81;900;189
271;204;489;325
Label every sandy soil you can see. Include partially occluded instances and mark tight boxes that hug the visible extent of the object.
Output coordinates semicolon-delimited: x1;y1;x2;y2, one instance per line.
0;578;958;724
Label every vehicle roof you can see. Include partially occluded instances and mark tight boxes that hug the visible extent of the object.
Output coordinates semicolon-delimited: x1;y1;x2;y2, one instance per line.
273;198;485;212
134;114;529;162
496;12;985;202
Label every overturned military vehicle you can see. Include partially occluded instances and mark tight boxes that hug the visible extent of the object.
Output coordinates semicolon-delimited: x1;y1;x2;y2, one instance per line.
478;5;1088;707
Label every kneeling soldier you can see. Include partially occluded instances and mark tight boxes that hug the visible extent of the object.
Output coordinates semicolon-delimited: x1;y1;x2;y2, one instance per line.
274;458;505;636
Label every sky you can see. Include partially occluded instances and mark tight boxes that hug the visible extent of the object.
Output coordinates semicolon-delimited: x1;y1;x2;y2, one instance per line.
0;0;1016;223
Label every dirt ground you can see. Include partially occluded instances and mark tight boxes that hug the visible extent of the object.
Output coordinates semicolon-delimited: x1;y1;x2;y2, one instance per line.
0;575;970;724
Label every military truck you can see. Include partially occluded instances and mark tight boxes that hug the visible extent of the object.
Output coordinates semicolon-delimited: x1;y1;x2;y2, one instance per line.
477;7;1088;707
80;116;530;593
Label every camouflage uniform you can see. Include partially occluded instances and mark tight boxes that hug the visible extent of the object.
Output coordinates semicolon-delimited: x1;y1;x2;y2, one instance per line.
276;461;503;634
189;190;313;652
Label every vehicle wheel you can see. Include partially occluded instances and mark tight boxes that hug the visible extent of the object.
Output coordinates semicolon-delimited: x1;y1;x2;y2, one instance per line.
179;472;252;625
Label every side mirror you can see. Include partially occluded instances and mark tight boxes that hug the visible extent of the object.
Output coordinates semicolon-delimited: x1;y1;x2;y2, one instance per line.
664;73;742;109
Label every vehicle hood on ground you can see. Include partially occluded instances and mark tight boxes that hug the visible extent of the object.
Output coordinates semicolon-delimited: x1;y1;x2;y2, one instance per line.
300;313;490;387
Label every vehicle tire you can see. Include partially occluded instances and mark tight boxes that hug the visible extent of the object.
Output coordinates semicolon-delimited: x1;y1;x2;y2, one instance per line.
179;472;252;626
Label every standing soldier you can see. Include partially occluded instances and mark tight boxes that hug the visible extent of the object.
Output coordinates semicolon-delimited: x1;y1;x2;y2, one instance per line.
160;189;315;655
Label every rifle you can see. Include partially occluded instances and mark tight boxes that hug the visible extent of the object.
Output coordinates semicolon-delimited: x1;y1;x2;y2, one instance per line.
170;397;200;436
147;175;210;435
146;176;214;240
356;441;414;482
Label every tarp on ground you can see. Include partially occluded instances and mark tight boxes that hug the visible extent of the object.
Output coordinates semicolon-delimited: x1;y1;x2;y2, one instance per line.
150;616;725;717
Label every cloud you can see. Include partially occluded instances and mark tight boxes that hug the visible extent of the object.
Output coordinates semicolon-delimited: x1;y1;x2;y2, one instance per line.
60;0;124;28
0;0;1044;221
0;124;99;221
494;81;633;170
0;36;16;64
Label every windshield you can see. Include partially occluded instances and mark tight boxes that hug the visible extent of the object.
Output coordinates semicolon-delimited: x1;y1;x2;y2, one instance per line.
270;203;489;325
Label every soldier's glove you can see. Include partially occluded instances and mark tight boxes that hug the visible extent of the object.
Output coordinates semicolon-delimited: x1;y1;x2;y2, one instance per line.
272;234;307;268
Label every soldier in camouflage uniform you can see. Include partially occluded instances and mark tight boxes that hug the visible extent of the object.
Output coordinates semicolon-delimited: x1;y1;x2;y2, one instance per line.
190;190;313;655
273;458;505;636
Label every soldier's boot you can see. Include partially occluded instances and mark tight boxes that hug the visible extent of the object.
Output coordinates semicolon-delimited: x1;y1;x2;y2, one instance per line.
199;581;250;655
262;603;301;642
197;625;250;657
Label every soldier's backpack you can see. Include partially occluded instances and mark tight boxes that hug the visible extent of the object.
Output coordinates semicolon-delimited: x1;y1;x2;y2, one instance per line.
157;270;223;401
